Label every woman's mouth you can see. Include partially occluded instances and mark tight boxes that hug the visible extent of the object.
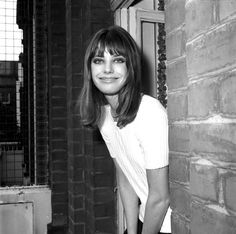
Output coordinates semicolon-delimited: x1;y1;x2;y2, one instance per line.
99;77;118;82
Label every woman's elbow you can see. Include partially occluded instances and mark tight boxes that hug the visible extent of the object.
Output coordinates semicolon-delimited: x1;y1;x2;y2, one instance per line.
149;192;170;209
163;195;170;209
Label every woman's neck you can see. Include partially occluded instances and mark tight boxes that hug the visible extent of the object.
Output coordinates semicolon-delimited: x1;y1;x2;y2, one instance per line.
105;95;118;117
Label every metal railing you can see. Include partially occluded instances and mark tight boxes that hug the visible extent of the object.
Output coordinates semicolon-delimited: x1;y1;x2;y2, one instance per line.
0;142;24;186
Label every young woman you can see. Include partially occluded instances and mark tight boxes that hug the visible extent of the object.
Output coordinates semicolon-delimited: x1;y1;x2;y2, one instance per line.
79;25;171;234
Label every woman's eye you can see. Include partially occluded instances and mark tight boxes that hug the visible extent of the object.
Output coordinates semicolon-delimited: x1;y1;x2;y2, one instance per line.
113;57;126;63
92;58;104;64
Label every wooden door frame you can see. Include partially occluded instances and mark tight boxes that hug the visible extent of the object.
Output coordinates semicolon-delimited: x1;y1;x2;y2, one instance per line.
111;0;136;11
113;3;165;234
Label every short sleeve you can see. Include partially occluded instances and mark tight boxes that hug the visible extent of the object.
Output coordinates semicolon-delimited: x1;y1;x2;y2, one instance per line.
136;96;169;169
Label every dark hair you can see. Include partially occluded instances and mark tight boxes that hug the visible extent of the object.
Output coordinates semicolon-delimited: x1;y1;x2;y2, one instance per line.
79;25;142;128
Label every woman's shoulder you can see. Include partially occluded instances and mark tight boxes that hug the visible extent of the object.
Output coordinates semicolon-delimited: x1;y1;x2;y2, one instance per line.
134;94;168;130
139;94;167;114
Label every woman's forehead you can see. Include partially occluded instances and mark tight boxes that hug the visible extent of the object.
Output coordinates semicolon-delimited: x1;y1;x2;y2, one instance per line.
95;50;125;58
94;45;122;57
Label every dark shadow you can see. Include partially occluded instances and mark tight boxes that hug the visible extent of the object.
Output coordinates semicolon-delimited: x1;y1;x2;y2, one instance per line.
130;0;143;6
141;52;155;97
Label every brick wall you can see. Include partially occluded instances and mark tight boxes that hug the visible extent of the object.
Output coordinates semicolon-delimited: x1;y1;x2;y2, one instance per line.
66;1;85;233
66;0;115;234
34;0;49;185
18;0;115;233
166;1;236;233
47;0;68;232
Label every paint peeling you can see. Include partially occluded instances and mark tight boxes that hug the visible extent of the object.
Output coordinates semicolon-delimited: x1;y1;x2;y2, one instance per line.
172;114;236;125
207;204;229;215
195;158;214;166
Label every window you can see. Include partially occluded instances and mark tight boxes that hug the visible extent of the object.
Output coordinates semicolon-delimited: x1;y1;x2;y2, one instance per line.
0;0;31;187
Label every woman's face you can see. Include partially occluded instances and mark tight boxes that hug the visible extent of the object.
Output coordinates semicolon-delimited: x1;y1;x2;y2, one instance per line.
91;49;128;97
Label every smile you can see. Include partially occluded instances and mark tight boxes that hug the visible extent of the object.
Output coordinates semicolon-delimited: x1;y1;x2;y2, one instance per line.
98;77;119;82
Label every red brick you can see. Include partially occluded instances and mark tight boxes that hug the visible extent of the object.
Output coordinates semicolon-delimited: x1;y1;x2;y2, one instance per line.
169;124;190;152
74;209;86;223
51;54;66;65
65;1;114;233
94;188;115;203
188;78;219;118
51;97;67;107
186;0;215;39
187;20;236;77
72;73;83;88
165;0;186;33
93;173;114;188
95;217;115;233
52;182;68;193
68;128;83;142
72;168;84;182
51;140;67;151
94;201;114;217
84;142;93;155
69;141;83;155
53;203;68;214
51;67;66;77
223;173;236;212
71;59;83;73
52;160;68;171
52;172;68;182
219;73;236;115
168;91;188;121
92;0;111;8
166;58;188;90
51;150;67;161
94;157;114;173
190;160;218;201
69;181;85;195
52;193;67;204
51;117;67;128
73;224;85;234
191;202;236;234
51;128;67;139
52;213;67;226
91;8;113;21
166;29;186;61
93;142;110;157
170;153;190;183
219;0;236;21
51;87;67;98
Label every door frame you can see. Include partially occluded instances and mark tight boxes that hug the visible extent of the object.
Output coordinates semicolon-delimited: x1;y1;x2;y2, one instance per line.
114;4;165;234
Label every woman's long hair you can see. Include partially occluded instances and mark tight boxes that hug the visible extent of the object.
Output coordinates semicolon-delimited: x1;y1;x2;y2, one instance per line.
79;26;142;128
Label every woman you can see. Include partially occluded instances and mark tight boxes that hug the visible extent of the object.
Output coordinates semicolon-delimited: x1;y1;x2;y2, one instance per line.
79;25;171;234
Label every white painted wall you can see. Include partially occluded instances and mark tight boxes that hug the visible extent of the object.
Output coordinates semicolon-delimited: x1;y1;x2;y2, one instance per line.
0;186;51;234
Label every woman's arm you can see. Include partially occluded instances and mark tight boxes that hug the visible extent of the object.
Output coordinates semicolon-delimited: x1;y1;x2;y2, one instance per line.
114;159;139;234
142;166;170;234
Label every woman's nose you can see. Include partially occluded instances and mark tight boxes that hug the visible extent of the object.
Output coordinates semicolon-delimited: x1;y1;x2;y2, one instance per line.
104;61;114;73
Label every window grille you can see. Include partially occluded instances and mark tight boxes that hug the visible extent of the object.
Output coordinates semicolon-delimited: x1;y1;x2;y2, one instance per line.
0;0;30;186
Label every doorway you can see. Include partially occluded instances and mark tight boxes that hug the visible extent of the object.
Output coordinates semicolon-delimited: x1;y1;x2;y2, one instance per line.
113;0;166;232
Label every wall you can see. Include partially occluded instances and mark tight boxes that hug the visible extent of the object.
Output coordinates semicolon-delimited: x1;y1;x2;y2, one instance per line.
16;0;115;233
34;0;49;185
65;1;115;234
0;186;51;234
47;0;68;232
166;0;236;233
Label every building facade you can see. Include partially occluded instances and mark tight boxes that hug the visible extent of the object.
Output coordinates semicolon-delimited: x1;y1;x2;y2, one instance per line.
0;0;235;234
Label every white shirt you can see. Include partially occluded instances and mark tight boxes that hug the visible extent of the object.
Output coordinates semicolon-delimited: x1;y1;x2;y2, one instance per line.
99;94;171;233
